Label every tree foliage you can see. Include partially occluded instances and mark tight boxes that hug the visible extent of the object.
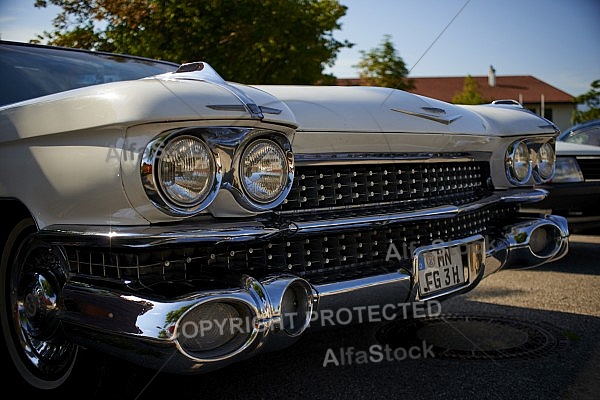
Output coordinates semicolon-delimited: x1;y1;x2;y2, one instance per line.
33;0;353;84
572;79;600;124
451;75;487;105
353;35;414;90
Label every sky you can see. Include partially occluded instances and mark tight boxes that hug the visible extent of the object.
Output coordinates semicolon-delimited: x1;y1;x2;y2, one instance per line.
0;0;599;97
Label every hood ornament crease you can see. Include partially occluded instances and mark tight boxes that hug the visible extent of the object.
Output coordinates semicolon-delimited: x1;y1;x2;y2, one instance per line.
166;62;264;119
390;107;462;125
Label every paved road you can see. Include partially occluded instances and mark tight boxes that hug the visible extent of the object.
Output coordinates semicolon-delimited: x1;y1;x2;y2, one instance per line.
8;234;600;400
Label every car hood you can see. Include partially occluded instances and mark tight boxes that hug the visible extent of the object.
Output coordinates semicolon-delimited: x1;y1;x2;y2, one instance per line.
252;85;558;137
0;62;557;143
556;141;600;156
0;67;298;141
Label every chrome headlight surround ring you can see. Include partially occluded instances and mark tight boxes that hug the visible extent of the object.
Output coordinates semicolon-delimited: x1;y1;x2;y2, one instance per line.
234;136;294;212
531;139;556;184
505;139;532;185
141;130;222;216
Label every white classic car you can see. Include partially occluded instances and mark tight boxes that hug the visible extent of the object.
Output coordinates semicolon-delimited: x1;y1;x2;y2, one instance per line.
0;41;569;390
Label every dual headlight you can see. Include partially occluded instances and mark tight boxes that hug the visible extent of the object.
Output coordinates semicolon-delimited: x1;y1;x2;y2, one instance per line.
142;130;293;216
241;139;292;204
505;139;556;185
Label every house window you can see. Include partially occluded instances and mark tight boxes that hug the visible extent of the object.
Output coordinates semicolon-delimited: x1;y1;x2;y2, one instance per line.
542;108;553;121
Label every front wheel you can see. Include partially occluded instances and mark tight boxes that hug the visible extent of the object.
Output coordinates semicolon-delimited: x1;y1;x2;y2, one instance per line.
1;218;77;390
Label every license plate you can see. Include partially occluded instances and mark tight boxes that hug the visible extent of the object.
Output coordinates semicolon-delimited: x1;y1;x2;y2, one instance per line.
415;236;485;297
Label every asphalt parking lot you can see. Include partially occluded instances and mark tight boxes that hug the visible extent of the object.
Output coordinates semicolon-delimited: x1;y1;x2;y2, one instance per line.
7;232;600;400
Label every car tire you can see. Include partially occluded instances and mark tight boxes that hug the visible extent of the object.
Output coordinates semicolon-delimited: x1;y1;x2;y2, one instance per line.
0;218;78;390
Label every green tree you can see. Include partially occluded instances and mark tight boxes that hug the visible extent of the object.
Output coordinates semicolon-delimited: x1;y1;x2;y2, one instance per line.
353;34;414;90
33;0;353;84
452;75;486;104
572;79;600;124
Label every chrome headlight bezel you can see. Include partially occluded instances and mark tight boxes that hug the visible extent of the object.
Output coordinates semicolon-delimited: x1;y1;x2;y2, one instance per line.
505;138;556;185
141;131;221;216
237;137;294;210
532;140;556;183
505;140;532;185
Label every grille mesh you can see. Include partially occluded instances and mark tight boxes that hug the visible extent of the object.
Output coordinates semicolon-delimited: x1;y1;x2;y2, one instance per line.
277;161;488;214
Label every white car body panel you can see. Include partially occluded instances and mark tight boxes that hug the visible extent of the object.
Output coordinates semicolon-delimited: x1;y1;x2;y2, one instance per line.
0;67;558;228
0;77;297;228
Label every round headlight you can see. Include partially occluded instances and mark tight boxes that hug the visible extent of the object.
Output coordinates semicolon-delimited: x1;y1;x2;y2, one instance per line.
157;135;216;209
240;139;290;204
506;140;531;184
534;142;556;181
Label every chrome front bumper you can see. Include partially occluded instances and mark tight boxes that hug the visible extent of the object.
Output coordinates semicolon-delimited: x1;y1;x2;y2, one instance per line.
44;190;568;374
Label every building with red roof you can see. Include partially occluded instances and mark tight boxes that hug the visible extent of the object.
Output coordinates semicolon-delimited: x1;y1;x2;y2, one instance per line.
337;66;575;132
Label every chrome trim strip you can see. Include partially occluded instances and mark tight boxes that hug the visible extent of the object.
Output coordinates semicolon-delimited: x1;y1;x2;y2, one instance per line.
278;198;459;216
390;108;462;125
205;105;282;115
206;104;247;112
287;205;459;233
38;189;549;248
294;152;474;166
498;188;548;203
492;99;522;106
314;272;412;311
259;106;283;115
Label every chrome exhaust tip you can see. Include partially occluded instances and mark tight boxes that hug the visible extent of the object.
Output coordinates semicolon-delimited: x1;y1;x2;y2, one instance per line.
175;297;261;362
529;223;561;258
503;214;569;268
261;275;315;337
172;274;315;363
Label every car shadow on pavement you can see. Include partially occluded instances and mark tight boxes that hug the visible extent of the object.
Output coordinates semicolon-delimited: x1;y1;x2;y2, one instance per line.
6;300;599;400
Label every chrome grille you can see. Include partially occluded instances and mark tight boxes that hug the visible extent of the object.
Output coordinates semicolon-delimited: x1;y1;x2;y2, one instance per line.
66;205;516;287
277;161;488;213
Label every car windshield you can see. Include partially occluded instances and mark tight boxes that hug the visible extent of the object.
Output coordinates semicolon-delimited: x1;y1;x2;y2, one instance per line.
0;41;179;107
559;120;600;147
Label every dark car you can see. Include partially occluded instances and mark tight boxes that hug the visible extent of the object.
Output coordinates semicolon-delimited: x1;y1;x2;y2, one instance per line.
531;120;600;232
557;118;600;146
